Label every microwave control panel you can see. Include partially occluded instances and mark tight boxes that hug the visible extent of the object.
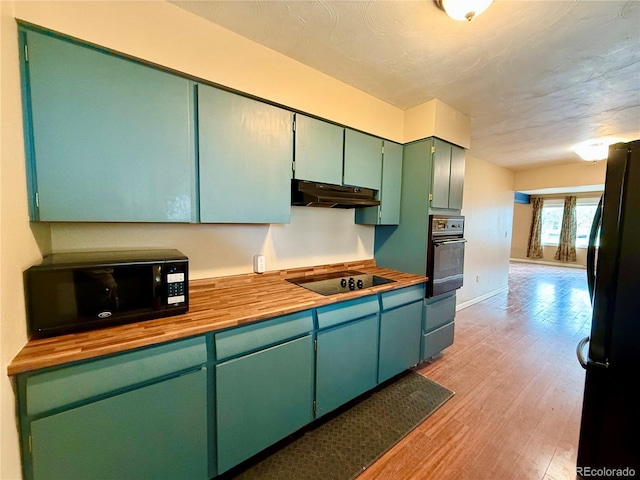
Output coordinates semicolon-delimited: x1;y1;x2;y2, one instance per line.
166;265;187;305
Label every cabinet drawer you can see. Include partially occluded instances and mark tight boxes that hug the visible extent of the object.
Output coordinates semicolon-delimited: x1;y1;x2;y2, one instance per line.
316;295;379;330
424;293;456;332
215;310;313;361
421;321;455;360
25;336;206;416
380;284;425;311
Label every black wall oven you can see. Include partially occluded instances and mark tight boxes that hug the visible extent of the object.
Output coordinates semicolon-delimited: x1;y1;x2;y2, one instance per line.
427;215;466;297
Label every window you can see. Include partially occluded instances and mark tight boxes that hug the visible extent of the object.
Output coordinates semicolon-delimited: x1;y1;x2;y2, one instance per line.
541;197;600;248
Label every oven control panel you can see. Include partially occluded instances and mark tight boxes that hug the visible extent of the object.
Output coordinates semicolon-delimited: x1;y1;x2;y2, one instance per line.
431;215;464;236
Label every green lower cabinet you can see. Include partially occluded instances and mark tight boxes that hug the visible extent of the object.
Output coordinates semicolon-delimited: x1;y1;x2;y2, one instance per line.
215;335;314;473
315;315;379;417
378;300;423;383
29;368;208;480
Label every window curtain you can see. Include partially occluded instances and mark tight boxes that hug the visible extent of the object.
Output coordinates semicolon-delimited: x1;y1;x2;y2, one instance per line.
554;195;577;262
527;197;544;259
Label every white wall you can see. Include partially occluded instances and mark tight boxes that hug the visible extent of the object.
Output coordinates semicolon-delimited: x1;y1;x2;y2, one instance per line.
1;3;52;478
458;154;515;307
514;161;605;192
50;208;374;279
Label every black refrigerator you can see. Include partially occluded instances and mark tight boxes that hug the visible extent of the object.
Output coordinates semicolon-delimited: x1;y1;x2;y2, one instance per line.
577;140;640;479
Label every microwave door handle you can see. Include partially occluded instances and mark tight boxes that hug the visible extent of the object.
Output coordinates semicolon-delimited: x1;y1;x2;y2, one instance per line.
152;265;163;307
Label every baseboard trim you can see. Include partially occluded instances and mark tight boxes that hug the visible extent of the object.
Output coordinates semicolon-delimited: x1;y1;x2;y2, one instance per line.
457;286;509;311
509;258;586;269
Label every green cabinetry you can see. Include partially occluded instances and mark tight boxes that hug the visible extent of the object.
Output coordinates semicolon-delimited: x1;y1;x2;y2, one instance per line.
422;293;456;361
22;30;195;222
373;137;466;274
343;129;383;190
378;284;424;383
373;139;432;276
356;140;403;225
14;287;428;479
293;117;385;193
315;296;380;417
17;337;208;480
198;84;293;223
30;370;207;480
431;138;465;211
213;311;314;473
293;114;343;185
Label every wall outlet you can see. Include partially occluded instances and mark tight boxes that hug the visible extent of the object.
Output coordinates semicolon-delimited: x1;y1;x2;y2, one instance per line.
253;254;266;274
476;275;480;283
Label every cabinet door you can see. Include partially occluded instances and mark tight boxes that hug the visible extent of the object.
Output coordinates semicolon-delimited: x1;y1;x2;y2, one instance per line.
379;140;403;224
316;315;379;417
216;335;313;473
448;144;466;210
343;129;383;190
378;301;422;383
431;138;452;209
25;30;194;222
198;85;293;223
355;140;403;225
294;114;343;185
29;369;208;480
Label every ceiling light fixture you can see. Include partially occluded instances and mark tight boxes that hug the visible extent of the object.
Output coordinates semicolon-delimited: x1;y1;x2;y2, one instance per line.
574;139;621;161
437;0;494;21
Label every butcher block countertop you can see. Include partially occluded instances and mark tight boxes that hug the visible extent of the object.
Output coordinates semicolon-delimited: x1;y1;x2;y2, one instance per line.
8;260;427;376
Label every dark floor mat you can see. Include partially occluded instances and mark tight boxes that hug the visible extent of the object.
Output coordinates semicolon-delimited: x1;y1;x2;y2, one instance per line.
222;370;455;480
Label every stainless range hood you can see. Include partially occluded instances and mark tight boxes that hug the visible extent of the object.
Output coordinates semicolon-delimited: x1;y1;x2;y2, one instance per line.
291;180;380;208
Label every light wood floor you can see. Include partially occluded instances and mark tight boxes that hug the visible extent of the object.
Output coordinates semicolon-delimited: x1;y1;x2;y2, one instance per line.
360;262;590;480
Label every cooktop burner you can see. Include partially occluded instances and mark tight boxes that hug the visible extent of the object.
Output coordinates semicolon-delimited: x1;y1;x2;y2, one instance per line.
286;270;396;296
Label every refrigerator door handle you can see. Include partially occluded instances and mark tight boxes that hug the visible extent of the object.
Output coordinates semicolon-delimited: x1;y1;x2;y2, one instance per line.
576;336;590;369
586;195;603;303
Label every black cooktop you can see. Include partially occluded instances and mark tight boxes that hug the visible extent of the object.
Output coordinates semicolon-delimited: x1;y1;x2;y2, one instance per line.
286;270;395;296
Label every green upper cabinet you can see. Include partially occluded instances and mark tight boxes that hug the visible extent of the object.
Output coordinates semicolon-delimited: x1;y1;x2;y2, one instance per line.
197;84;293;223
23;29;195;222
431;138;465;211
448;143;466;210
293;114;343;185
343;129;383;190
355;140;403;225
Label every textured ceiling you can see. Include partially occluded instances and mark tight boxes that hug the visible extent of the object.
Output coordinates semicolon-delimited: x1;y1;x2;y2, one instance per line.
170;0;640;170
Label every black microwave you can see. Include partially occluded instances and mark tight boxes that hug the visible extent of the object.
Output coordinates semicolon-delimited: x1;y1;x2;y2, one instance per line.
24;249;189;339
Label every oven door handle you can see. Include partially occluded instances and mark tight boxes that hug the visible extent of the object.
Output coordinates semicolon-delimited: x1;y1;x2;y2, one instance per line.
433;239;467;246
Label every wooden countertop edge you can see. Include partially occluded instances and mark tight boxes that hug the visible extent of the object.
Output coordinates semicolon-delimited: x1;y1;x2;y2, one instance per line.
8;263;427;376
